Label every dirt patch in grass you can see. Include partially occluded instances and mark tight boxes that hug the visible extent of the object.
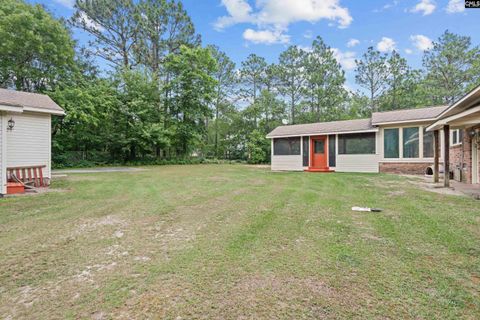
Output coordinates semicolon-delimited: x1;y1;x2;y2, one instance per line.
73;215;128;236
408;180;466;196
1;165;479;319
114;274;341;319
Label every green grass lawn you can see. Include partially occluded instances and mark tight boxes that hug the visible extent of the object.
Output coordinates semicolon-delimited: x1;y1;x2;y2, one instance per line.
0;165;479;319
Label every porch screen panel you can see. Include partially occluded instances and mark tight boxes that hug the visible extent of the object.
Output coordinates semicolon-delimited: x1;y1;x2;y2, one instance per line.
423;128;434;158
384;128;399;158
403;127;419;158
303;136;309;166
338;132;375;154
273;137;301;155
328;135;336;167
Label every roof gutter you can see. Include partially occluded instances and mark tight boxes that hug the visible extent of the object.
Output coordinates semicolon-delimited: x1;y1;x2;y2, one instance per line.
0;104;23;113
0;104;65;115
266;128;379;139
23;106;66;116
372;118;438;126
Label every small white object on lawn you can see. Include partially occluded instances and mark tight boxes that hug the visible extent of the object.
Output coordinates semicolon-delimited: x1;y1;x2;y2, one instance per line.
352;206;382;212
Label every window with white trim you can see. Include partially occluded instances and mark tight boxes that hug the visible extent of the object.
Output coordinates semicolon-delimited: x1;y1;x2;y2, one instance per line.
383;126;435;159
403;127;419;158
451;129;463;145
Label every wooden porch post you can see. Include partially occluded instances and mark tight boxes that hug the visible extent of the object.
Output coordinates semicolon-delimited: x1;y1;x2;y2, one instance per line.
444;125;450;187
434;130;439;183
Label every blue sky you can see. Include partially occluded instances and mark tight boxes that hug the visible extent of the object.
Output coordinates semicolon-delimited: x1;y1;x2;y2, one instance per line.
30;0;479;89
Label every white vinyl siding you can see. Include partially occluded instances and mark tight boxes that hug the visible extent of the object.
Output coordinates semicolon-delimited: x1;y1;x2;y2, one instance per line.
0;113;6;194
271;137;304;171
335;154;381;173
271;155;303;171
6;112;51;179
335;131;381;173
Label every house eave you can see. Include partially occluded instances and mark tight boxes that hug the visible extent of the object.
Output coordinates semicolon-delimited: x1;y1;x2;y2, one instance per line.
372;118;437;126
427;105;480;131
23;106;66;116
0;104;23;113
266;128;379;139
0;104;65;115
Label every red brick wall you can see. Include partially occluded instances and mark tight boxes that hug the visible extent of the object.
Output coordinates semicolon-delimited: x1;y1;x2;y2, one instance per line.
449;129;472;183
379;162;433;175
379;129;479;181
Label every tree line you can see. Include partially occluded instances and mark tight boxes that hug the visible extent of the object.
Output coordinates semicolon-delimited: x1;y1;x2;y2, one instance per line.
1;0;479;166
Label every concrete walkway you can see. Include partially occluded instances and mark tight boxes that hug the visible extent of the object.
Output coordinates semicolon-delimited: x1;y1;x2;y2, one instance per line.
412;176;480;199
52;167;145;174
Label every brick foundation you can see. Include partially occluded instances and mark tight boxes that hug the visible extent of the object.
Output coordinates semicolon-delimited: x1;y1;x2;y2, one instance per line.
379;162;433;175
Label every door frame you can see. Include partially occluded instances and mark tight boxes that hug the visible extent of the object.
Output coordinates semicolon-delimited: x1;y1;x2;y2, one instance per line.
309;135;329;169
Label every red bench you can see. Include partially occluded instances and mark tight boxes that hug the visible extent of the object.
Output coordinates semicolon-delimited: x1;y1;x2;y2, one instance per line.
7;165;47;188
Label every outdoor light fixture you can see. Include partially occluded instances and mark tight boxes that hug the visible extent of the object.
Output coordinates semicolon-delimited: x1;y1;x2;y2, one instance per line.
7;118;15;131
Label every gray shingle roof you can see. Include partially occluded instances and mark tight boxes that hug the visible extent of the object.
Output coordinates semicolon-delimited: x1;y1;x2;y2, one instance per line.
0;88;64;114
267;106;452;138
371;105;447;125
266;118;374;138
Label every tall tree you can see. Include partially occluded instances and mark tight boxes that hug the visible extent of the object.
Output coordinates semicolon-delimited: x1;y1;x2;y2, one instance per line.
165;46;217;156
134;0;200;75
239;54;267;127
355;47;388;112
304;37;346;122
380;50;423;111
72;0;138;69
423;30;480;104
208;45;236;157
0;0;75;91
278;46;307;124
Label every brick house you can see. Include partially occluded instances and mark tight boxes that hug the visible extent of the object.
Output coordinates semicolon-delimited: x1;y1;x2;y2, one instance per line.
427;85;480;186
267;84;480;187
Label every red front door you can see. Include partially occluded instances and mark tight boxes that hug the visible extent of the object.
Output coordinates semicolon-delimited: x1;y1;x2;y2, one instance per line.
310;136;328;169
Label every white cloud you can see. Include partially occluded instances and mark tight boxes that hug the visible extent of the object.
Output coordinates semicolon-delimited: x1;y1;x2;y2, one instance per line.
215;0;353;44
446;0;465;13
411;0;436;16
410;34;433;51
330;48;356;70
347;38;360;48
373;0;399;13
215;0;254;29
405;48;413;54
377;37;396;52
77;12;105;32
54;0;75;9
243;29;290;45
298;45;313;52
303;30;313;39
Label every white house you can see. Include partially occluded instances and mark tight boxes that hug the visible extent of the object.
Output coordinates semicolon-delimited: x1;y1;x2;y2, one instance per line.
0;89;65;195
267;105;448;174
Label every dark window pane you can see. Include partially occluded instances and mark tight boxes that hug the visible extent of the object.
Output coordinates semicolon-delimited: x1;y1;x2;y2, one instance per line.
273;137;301;155
423;128;434;158
328;135;336;167
303;136;309;166
314;140;325;154
453;130;458;144
338;132;376;154
384;128;399;158
403;127;419;158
